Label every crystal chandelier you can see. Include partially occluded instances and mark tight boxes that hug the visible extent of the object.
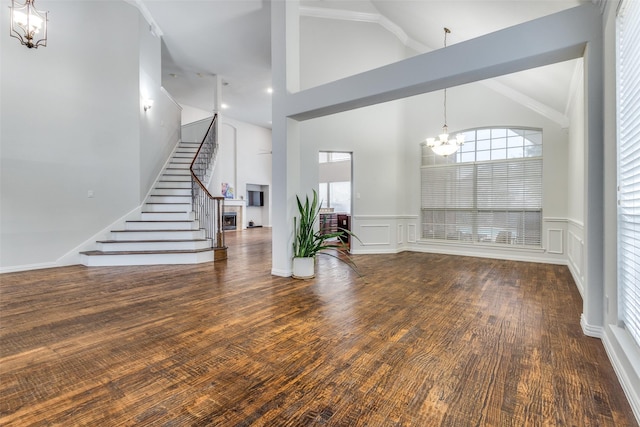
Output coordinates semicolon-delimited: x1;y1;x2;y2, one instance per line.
425;28;464;157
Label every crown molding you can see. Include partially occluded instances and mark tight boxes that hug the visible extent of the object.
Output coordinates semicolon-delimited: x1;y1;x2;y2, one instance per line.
124;0;163;37
484;79;570;127
300;6;414;48
565;58;584;118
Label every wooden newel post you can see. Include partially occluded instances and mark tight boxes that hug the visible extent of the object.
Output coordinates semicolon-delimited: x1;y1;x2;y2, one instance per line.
215;197;225;249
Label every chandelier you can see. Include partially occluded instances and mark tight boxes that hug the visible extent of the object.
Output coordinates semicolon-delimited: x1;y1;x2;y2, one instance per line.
425;28;464;157
9;0;48;49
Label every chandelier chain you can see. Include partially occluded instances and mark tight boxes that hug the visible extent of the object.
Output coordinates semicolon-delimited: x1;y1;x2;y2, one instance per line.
442;28;450;128
444;89;447;127
425;26;464;157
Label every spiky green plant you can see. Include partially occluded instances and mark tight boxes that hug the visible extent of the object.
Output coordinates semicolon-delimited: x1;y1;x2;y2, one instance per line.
293;190;361;273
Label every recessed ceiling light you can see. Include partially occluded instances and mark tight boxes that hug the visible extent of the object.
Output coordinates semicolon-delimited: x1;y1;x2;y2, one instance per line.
221;103;229;109
267;87;273;94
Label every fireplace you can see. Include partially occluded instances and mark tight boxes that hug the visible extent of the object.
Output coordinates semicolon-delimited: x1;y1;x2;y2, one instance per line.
222;212;237;230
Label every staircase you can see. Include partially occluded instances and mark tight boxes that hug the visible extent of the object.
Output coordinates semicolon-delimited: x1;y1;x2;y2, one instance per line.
80;142;224;266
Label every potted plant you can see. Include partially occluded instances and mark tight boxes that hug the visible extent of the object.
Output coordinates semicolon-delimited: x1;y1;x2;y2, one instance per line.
292;189;360;279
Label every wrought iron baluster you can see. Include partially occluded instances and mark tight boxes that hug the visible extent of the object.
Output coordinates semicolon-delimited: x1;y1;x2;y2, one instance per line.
189;114;225;251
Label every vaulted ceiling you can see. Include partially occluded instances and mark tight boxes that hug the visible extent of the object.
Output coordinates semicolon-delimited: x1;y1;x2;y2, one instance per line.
137;0;586;128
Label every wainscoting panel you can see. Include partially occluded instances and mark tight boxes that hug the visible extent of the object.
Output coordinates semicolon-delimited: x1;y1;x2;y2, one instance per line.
359;224;391;246
568;230;584;277
397;224;404;244
407;224;417;243
567;219;585;297
547;229;564;254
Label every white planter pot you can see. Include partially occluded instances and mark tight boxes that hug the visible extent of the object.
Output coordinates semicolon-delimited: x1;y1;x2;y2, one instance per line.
292;257;315;279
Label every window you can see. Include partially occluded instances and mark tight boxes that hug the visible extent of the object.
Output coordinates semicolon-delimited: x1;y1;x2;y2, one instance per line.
421;127;542;246
318;181;351;213
618;0;640;347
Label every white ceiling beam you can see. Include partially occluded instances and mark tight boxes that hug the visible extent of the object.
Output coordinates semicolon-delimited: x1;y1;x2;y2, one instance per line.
299;4;571;126
286;4;598;122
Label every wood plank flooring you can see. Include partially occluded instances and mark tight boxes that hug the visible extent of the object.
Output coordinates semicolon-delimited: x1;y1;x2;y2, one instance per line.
0;228;636;426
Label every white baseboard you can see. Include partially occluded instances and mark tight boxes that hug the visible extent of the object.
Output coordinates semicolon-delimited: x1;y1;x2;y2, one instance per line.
566;259;585;298
0;262;59;274
271;267;291;277
602;326;640;424
581;313;604;338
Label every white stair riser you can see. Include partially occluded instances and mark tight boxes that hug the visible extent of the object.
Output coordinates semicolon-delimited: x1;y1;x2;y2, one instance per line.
144;203;192;212
147;195;192;204
125;221;199;231
164;169;191;175
168;159;191;170
156;181;192;189
162;174;191;182
81;251;214;267
152;189;191;196
96;240;211;252
110;230;205;241
141;212;194;221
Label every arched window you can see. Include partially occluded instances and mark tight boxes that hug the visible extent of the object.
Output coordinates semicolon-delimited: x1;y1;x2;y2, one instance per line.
420;127;543;247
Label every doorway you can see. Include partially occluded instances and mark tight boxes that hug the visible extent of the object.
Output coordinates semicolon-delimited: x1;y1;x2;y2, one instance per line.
319;151;353;243
318;151;352;213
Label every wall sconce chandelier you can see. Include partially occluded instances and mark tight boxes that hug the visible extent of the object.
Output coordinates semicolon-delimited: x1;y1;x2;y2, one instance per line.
425;28;464;157
143;99;154;112
9;0;48;49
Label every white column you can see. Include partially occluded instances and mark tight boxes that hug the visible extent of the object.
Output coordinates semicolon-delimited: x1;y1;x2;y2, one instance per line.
581;15;605;335
271;0;301;276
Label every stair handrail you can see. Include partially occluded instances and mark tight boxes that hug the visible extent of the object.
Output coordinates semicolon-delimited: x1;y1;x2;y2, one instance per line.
190;114;225;249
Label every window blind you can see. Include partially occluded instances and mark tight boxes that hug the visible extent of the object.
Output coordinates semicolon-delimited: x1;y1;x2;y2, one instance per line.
618;0;640;347
420;158;542;246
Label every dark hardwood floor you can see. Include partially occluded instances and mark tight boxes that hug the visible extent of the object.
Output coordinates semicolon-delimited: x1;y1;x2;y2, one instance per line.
0;228;636;426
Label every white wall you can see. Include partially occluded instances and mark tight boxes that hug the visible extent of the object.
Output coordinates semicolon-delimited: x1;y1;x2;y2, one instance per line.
139;14;182;201
300;16;408;90
300;100;404;213
181;115;212;143
0;1;142;269
181;104;214;126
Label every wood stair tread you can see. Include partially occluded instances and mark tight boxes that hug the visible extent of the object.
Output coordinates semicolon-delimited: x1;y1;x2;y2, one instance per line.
111;229;204;232
80;248;214;256
141;211;191;214
97;239;209;243
126;220;195;223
